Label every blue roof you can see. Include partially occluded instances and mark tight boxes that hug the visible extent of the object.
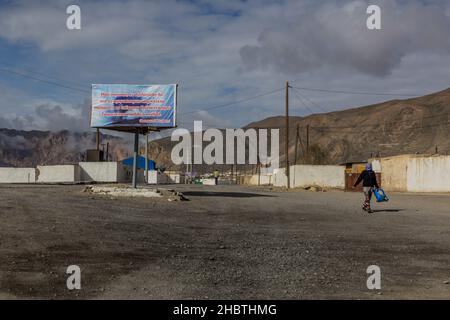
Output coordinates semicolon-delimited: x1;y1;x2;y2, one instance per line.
122;156;156;170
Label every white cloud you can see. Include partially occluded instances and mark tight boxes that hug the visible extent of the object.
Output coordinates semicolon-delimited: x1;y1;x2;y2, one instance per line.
0;0;449;132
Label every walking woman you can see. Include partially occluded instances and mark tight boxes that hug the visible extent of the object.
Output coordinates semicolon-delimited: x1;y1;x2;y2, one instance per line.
354;163;379;213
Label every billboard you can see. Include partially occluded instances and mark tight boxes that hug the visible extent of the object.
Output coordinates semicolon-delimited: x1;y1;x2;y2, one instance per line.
91;84;177;130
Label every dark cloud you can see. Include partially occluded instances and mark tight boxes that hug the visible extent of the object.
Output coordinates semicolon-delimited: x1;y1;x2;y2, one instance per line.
240;0;450;77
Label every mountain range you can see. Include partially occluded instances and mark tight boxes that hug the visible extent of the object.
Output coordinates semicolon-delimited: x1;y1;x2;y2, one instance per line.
0;87;449;169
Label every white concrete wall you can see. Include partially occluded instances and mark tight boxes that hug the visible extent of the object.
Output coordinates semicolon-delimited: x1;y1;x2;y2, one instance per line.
147;171;181;184
148;171;167;184
79;162;128;183
291;165;345;189
273;168;288;187
202;178;216;186
240;174;272;186
272;165;345;188
250;174;272;186
378;156;409;192
371;160;382;173
0;168;36;183
407;155;450;192
36;165;80;183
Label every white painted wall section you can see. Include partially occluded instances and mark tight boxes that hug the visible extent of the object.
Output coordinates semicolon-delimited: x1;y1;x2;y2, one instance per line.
407;156;450;192
79;162;128;183
0;168;36;183
36;165;80;183
291;165;345;189
147;171;181;184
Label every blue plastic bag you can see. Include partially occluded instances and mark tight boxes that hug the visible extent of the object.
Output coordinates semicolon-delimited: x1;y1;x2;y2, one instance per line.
373;188;389;202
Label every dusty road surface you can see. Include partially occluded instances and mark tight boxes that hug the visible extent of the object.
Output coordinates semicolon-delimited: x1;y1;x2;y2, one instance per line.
0;184;449;299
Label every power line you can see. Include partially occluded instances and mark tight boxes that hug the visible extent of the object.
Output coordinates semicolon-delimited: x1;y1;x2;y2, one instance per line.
292;86;450;131
292;87;356;128
1;65;284;119
180;88;283;116
291;89;317;116
291;85;418;97
309;121;450;133
311;112;450;130
305;110;450;130
0;67;90;93
0;63;88;89
291;87;329;114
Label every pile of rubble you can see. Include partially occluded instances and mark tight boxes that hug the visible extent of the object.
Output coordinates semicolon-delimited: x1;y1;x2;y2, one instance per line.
83;186;188;201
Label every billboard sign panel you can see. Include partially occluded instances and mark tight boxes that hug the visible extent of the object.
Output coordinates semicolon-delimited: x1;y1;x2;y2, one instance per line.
91;84;177;130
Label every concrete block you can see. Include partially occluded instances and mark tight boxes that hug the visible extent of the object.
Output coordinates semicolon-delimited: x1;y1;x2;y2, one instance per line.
273;165;345;188
36;165;80;183
79;162;128;183
291;165;345;189
202;178;216;186
0;168;36;183
148;171;182;184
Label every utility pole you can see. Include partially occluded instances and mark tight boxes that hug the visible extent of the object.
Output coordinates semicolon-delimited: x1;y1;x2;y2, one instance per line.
294;124;299;165
285;81;290;189
306;124;310;162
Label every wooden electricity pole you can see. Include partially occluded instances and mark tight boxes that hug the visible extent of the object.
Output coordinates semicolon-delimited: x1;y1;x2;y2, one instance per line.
294;124;299;165
285;81;290;189
306;124;310;162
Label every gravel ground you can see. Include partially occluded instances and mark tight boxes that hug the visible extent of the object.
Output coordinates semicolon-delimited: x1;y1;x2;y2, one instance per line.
0;184;449;299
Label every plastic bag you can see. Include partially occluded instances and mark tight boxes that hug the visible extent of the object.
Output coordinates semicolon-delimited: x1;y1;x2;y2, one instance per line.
373;188;389;202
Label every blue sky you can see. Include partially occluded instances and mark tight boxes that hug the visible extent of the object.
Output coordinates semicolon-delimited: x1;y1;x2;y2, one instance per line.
0;0;449;136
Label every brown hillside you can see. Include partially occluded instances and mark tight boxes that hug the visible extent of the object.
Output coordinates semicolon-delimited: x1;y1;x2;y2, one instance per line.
148;87;450;169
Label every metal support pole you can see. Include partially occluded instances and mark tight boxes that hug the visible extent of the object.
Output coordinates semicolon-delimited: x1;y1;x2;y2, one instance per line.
145;131;149;183
96;128;100;151
132;131;139;188
285;81;290;189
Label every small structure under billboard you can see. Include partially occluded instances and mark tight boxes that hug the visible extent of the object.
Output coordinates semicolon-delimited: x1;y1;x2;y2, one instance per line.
90;84;178;187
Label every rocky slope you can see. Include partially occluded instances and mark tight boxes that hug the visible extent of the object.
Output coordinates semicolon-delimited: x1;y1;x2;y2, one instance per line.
0;129;130;167
147;87;450;169
1;87;449;169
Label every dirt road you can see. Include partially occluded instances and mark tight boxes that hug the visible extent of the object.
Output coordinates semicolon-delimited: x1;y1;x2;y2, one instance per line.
0;184;448;299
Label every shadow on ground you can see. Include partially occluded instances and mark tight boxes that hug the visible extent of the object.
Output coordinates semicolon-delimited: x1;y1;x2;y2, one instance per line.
182;191;274;198
372;209;404;213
